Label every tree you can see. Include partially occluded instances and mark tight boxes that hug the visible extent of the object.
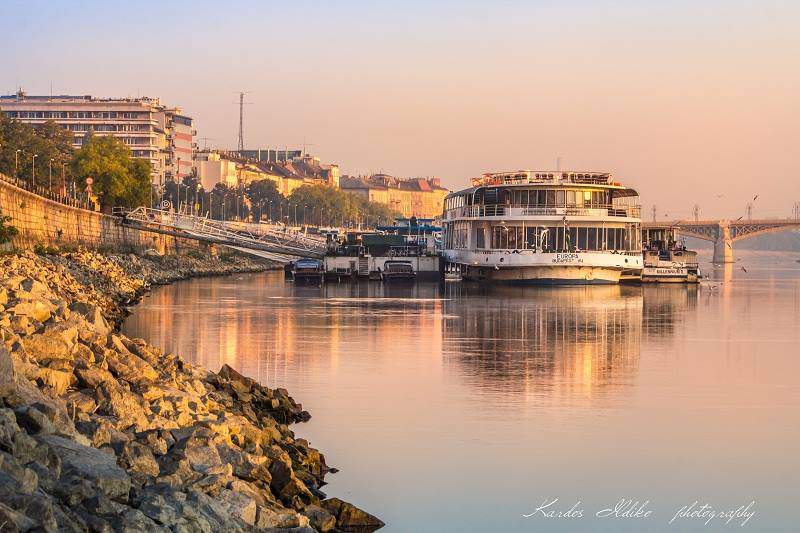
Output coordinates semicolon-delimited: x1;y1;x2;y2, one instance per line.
288;184;398;227
0;115;73;190
246;179;282;222
71;134;151;211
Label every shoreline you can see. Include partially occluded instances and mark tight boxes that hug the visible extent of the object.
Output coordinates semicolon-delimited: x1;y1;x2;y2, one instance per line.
0;249;383;532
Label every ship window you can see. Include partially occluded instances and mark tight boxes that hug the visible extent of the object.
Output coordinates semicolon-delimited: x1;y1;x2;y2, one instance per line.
556;190;565;206
568;228;577;251
567;190;576;206
587;228;597;250
547;227;557;251
476;228;486;249
507;227;518;249
546;190;556;206
578;227;588;250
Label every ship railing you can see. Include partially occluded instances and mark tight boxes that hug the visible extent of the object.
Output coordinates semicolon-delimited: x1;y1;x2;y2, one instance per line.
448;204;641;219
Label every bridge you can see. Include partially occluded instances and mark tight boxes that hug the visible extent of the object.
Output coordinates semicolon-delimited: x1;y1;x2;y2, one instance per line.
114;207;326;262
644;219;800;263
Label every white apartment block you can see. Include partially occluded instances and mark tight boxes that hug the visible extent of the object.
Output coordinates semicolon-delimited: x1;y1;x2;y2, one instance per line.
0;90;196;186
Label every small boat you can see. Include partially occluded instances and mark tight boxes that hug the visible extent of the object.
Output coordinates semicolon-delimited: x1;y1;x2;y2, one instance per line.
293;258;324;284
324;266;356;282
641;226;700;283
380;260;416;282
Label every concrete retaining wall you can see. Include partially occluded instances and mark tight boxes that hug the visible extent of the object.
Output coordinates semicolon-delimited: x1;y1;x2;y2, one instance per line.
0;174;201;254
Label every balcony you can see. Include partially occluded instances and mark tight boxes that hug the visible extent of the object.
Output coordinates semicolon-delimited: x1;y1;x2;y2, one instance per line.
447;204;642;220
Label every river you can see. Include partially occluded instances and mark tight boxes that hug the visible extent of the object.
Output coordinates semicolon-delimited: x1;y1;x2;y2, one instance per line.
123;250;800;532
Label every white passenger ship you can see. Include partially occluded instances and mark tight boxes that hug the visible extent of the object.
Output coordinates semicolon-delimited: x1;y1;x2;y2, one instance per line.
442;170;643;284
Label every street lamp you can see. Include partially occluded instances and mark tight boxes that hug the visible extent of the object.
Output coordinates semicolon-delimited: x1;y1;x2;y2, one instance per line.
15;149;21;176
49;159;54;190
31;154;38;187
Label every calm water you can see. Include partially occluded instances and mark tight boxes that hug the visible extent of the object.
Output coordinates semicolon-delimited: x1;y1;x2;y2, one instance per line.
124;251;800;532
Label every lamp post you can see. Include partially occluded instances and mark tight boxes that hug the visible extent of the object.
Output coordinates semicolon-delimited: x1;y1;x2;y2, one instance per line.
15;149;21;176
49;159;53;190
31;154;38;187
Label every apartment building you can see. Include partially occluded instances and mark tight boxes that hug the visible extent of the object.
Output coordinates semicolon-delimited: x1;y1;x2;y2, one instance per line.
340;174;448;218
0;90;195;185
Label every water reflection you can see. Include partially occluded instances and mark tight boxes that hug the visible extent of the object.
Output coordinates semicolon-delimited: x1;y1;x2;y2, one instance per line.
124;275;704;407
439;284;645;404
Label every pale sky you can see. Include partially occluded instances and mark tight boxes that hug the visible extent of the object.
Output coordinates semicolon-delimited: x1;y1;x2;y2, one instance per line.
2;0;798;219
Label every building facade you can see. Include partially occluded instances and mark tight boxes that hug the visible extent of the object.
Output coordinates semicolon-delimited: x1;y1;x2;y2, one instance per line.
0;90;195;186
196;150;340;196
340;174;448;218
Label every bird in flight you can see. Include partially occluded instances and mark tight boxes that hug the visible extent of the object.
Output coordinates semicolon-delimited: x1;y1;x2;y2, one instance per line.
753;195;759;201
741;266;748;273
735;216;743;221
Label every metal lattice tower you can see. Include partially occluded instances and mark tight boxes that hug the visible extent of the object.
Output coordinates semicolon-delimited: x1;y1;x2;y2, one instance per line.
693;204;700;222
237;92;246;152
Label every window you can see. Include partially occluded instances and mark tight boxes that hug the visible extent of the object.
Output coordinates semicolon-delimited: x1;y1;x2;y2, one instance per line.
567;190;576;206
588;228;597;250
556;190;565;207
578;227;588;250
476;228;486;249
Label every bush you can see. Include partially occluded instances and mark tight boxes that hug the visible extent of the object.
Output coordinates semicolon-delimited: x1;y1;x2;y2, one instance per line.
0;214;19;245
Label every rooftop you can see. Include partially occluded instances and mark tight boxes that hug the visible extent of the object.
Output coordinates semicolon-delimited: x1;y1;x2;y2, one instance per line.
471;170;617;187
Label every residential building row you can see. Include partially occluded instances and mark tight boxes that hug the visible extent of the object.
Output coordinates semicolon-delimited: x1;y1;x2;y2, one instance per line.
0;90;195;185
1;90;449;218
195;150;340;197
339;174;448;218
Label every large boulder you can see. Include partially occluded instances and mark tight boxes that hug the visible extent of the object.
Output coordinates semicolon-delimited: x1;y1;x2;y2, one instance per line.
39;435;131;501
9;300;52;324
322;498;385;532
0;345;14;399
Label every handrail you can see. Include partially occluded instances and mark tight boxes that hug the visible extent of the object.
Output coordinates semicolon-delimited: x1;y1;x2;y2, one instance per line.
113;207;327;258
0;172;97;211
447;203;642;219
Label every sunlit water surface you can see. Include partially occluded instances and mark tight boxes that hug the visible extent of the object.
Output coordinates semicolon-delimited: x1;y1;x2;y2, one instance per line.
124;251;800;532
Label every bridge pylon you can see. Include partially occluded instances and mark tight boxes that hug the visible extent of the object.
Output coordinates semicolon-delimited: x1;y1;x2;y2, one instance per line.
712;222;734;264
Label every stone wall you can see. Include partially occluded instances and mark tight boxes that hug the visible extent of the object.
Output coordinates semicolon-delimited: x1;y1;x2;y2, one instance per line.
0;174;201;254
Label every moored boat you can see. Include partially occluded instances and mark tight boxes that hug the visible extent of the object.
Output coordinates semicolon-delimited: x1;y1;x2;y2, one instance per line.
292;258;324;283
442;170;643;284
380;260;416;282
641;225;700;283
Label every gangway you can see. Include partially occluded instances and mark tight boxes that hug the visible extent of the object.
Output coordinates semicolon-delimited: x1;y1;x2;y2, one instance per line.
113;207;326;260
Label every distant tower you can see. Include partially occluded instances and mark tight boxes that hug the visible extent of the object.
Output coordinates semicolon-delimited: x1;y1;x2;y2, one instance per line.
693;204;700;222
746;202;753;221
651;205;657;222
237;92;246;152
793;201;799;220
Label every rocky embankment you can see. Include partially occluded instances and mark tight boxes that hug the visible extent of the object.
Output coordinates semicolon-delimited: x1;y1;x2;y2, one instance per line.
0;250;383;533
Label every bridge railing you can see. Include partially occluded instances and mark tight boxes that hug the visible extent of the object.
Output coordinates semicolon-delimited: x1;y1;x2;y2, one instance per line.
112;207;326;257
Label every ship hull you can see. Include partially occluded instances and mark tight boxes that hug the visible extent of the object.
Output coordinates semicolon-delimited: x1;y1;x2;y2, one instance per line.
448;250;642;285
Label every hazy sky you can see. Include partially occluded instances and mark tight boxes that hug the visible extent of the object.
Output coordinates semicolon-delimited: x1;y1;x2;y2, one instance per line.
2;0;798;219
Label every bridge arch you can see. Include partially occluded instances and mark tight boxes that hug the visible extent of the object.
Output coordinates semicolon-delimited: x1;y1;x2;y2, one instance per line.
643;219;800;263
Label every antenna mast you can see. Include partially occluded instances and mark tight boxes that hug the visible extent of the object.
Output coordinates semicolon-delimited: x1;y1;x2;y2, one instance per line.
237;92;246;152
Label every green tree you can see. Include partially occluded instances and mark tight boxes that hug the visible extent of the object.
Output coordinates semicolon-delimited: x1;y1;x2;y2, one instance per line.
71;134;151;211
288;184;397;227
246;179;282;222
0;115;74;190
